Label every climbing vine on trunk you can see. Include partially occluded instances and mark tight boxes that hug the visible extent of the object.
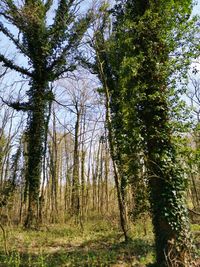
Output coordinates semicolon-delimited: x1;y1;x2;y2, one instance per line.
111;0;196;265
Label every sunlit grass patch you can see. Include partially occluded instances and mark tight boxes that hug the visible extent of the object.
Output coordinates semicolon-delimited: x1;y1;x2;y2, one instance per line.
0;219;156;266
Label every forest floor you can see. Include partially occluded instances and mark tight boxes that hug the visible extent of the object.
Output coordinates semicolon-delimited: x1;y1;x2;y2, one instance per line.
0;216;199;267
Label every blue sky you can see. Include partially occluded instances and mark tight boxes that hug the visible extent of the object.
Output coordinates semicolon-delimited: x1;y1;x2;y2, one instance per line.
193;0;200;14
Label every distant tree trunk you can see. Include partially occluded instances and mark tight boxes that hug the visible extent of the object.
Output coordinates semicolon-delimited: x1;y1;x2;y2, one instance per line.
98;139;104;214
39;101;52;224
189;162;200;210
104;140;109;212
71;109;80;219
0;110;15;186
64;135;72;215
49;108;59;223
65;170;71;213
81;149;86;215
86;121;98;214
80;110;86;220
93;141;100;211
58;145;63;220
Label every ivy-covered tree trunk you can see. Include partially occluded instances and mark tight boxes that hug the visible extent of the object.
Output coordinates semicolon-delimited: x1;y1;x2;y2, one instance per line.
141;84;192;265
134;5;193;266
24;81;47;228
110;0;195;265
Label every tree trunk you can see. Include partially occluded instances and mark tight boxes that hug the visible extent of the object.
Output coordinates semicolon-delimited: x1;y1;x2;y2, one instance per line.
104;141;109;212
49;109;58;223
24;82;47;229
71;110;80;219
141;84;193;265
39;101;51;224
95;49;130;241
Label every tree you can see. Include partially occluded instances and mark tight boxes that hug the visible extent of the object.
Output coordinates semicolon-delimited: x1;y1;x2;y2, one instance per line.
110;0;196;265
88;1;144;242
86;0;197;264
0;0;91;228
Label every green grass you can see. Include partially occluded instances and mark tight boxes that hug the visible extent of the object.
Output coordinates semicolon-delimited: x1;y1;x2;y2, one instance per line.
0;218;155;267
0;218;199;266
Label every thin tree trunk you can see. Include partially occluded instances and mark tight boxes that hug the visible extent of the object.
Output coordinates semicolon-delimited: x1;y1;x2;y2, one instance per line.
93;142;100;212
71;109;80;219
39;101;52;224
96;55;130;241
104;140;109;212
85;120;98;215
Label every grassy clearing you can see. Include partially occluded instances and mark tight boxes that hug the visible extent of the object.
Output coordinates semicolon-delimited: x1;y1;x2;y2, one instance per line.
0;218;155;267
0;218;199;266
